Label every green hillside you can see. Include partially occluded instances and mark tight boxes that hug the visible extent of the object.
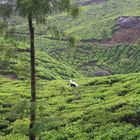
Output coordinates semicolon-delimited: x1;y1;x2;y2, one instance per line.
37;39;140;76
0;38;83;80
10;0;140;40
1;36;140;78
1;73;140;139
2;0;139;77
1;0;140;139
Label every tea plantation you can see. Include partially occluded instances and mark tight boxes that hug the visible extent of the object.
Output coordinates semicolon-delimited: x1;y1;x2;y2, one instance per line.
1;0;140;139
1;73;140;139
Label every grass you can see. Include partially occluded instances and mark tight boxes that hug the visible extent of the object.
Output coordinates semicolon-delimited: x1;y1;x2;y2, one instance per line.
1;73;140;139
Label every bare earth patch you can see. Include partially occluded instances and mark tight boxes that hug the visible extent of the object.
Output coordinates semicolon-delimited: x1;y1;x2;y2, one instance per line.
110;17;140;44
81;16;140;46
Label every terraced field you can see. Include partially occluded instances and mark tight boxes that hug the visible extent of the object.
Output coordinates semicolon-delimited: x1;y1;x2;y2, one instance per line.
11;0;140;41
1;0;140;139
35;38;140;76
2;35;140;79
1;0;139;79
1;73;140;139
0;38;83;80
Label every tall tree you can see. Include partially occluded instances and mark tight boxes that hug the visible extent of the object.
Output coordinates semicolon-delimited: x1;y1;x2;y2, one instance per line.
15;0;79;140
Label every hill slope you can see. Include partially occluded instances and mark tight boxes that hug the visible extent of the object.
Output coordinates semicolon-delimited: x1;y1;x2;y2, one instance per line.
1;0;140;78
2;0;139;77
11;0;140;41
0;38;83;80
38;39;140;76
1;0;140;139
1;73;140;139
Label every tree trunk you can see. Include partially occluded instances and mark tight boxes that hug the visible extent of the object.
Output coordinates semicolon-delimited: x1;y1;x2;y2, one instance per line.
28;13;36;140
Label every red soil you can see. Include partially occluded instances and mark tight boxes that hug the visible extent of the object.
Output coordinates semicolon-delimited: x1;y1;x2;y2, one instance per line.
111;29;140;44
82;17;140;46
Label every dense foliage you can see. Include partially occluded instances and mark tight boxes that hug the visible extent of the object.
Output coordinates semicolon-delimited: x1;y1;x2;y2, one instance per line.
1;0;140;139
0;37;83;80
1;73;140;139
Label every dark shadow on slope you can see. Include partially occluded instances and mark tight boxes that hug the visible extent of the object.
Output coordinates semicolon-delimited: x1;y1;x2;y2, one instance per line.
76;0;105;6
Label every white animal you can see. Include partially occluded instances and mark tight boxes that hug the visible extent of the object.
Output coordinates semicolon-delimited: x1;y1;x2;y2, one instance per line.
70;79;78;87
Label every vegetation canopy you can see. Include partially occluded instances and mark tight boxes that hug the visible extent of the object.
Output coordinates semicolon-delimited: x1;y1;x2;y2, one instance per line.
1;0;140;140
